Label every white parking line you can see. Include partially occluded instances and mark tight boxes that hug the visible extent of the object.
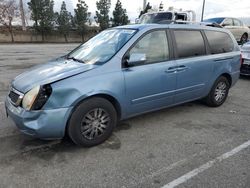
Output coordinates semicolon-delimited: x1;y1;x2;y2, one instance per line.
162;140;250;188
136;158;188;186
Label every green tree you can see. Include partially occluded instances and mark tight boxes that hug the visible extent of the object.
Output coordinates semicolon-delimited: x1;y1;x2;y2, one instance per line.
139;2;152;18
57;1;71;42
95;0;111;30
112;0;129;26
74;0;88;42
28;0;55;41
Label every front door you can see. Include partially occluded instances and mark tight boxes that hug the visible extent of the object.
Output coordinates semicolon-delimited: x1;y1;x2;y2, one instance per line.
123;30;177;116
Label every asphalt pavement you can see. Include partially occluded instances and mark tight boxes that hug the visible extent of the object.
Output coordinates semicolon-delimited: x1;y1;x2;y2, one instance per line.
0;44;250;188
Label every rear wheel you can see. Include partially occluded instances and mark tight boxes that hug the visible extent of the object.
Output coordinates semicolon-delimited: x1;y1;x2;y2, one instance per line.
68;97;117;147
205;76;230;107
240;33;248;44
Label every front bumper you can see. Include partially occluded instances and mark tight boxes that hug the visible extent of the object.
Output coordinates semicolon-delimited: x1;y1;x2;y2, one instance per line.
5;97;73;139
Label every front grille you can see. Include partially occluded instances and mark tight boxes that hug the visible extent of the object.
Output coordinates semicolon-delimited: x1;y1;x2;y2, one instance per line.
9;90;20;104
8;88;23;106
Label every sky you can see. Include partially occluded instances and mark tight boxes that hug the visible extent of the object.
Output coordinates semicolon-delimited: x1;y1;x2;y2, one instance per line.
52;0;250;23
20;0;250;25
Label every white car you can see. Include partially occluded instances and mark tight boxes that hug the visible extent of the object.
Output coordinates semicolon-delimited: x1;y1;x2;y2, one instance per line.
204;17;250;43
240;41;250;76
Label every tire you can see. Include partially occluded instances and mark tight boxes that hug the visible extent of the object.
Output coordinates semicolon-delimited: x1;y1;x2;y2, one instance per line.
205;76;230;107
240;33;248;44
68;97;117;147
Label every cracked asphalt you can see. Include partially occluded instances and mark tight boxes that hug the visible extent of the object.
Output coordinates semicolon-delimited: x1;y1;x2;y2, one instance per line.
0;44;250;188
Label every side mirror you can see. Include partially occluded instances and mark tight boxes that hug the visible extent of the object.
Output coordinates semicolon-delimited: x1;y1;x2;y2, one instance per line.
124;53;146;67
135;18;140;24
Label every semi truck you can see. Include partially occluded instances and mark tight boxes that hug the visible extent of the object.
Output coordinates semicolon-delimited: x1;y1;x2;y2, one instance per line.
137;9;196;24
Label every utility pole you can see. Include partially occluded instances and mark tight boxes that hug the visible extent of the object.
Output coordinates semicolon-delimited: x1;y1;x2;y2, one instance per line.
201;0;206;21
19;0;26;30
143;0;147;10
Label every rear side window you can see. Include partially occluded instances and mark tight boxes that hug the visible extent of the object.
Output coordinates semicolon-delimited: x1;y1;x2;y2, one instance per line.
174;30;206;58
205;31;234;54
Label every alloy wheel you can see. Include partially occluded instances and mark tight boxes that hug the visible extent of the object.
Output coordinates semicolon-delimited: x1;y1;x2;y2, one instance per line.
81;108;110;140
214;81;227;102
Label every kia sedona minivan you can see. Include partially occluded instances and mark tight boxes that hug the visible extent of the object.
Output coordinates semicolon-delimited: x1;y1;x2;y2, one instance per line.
5;24;241;147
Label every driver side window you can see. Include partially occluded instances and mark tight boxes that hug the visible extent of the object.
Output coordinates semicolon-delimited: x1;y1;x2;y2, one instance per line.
129;30;169;65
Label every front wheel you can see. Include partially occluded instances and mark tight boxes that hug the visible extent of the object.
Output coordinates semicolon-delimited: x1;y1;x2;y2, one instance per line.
205;76;230;107
68;97;117;147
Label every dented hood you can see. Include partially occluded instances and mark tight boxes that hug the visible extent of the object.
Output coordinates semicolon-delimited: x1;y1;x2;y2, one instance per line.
12;58;97;93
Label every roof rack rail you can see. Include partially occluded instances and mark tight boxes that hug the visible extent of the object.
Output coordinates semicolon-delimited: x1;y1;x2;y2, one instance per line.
157;20;223;28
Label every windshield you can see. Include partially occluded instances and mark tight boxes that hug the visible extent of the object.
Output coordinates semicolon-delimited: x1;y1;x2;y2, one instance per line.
203;18;225;24
67;29;137;64
139;12;173;24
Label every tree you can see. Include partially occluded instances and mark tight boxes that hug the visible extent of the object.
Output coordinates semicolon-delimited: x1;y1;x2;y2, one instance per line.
28;0;55;41
139;2;152;18
57;1;71;42
0;0;18;42
74;0;88;42
95;0;111;30
112;0;129;26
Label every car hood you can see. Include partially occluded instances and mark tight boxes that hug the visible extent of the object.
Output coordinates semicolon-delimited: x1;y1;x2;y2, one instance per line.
12;58;97;93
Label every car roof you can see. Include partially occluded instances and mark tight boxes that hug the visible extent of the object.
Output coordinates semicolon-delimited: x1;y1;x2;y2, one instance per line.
142;11;174;15
115;23;229;33
205;17;242;21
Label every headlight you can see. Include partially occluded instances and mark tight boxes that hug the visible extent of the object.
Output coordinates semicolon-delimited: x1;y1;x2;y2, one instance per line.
22;86;40;110
22;85;52;111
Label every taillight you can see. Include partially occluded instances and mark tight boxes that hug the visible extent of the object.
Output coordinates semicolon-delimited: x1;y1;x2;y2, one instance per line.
240;53;244;65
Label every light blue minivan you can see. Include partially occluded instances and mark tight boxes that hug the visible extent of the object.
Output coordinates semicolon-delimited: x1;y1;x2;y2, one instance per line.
5;24;241;146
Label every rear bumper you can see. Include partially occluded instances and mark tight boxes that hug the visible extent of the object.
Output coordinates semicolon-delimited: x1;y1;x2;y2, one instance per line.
5;97;73;139
240;62;250;76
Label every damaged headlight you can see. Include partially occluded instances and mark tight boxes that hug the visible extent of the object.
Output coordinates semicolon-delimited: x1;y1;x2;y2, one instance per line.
22;85;52;111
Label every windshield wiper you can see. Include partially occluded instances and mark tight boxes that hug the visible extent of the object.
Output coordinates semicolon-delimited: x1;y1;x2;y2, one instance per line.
66;56;85;64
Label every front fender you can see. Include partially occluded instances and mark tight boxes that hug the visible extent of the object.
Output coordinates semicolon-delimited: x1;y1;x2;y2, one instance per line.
43;70;127;118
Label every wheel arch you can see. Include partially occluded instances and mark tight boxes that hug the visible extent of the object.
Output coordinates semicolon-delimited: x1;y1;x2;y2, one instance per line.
220;73;232;87
243;32;248;38
240;32;248;43
64;93;122;137
87;94;122;120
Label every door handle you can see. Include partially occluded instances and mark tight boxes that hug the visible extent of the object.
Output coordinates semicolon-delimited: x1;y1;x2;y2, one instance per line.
177;65;189;72
165;67;178;73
